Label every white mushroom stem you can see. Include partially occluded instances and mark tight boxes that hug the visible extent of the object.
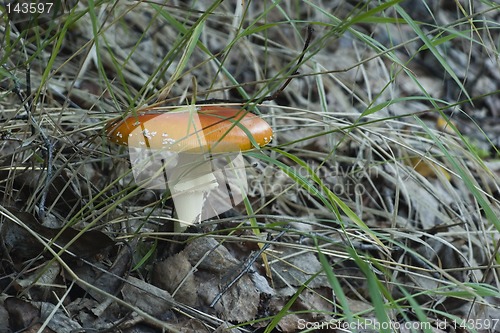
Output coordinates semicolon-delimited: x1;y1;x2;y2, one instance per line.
167;153;218;232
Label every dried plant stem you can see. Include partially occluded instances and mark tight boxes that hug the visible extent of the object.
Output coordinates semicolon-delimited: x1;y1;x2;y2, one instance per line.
5;39;54;220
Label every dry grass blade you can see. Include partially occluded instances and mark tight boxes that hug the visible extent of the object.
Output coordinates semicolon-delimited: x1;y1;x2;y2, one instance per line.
1;1;499;332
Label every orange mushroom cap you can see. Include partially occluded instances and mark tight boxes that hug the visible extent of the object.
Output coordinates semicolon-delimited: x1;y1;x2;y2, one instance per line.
105;106;273;153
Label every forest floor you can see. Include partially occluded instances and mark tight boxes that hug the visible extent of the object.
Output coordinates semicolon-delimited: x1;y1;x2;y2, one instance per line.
1;1;499;332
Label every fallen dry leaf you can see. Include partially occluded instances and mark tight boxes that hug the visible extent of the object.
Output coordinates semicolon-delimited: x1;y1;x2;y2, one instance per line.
122;276;176;319
270;246;329;289
1;206;115;263
153;236;265;322
4;297;39;331
406;156;451;181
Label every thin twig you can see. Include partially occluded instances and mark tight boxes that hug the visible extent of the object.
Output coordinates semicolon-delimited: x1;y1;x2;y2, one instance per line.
260;25;315;103
209;226;289;307
188;25;315;108
5;34;54;220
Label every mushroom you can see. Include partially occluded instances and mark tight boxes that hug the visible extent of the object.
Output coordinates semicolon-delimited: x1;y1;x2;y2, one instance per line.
105;105;273;231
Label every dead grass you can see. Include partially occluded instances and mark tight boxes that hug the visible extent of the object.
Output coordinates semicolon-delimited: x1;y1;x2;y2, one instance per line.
1;1;499;332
